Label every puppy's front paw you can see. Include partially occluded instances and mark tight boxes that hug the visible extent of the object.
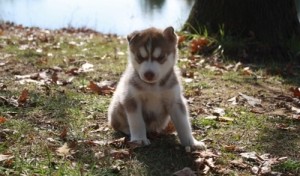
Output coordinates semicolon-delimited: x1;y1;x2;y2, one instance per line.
193;140;206;150
130;138;151;145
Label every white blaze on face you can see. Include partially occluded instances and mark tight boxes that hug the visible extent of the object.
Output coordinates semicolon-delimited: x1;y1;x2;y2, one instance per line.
139;47;148;58
152;47;161;58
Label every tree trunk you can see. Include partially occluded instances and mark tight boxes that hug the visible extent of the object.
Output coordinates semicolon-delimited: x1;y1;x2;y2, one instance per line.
184;0;300;54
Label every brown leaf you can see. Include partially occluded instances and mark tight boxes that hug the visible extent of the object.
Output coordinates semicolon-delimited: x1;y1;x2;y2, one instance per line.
66;68;79;75
178;35;186;45
190;37;209;54
88;81;115;95
0;117;7;124
289;87;300;98
163;121;176;134
88;81;102;94
60;127;68;140
224;145;245;152
18;89;29;104
51;72;58;84
251;107;265;114
242;67;253;76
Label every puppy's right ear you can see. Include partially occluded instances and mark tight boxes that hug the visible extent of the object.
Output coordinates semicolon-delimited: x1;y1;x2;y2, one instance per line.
127;31;139;44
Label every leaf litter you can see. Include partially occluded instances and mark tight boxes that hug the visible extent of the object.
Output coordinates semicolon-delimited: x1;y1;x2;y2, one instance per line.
0;23;300;175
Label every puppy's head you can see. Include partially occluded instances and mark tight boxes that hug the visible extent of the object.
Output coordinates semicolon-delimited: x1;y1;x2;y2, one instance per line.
127;26;177;84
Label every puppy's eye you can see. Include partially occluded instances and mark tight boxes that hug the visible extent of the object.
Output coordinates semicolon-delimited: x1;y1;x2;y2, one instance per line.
136;54;147;63
156;55;166;63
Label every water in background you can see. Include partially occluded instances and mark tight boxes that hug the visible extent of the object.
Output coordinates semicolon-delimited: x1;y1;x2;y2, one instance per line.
0;0;195;35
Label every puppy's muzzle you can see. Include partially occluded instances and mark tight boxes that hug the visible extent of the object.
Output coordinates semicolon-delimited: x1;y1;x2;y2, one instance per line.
143;71;155;82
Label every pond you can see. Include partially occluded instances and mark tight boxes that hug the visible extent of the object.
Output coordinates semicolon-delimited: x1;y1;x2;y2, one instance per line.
0;0;195;35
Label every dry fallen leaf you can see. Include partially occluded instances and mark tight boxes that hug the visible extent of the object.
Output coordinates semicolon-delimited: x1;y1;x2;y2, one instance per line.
218;116;234;122
109;137;127;148
18;89;29;104
275;123;296;131
291;106;300;114
230;158;249;169
110;149;130;159
78;62;94;73
212;107;225;116
233;62;242;72
84;140;106;146
228;96;238;105
193;149;219;158
240;151;257;161
0;83;7;90
239;92;261;107
56;143;71;156
0;154;14;162
205;158;215;168
173;167;196;176
292;114;300;120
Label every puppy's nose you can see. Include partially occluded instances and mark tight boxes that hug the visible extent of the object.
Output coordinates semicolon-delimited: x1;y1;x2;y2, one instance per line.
144;71;155;81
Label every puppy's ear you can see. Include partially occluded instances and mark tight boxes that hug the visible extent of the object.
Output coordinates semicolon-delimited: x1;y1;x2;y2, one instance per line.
163;26;177;44
127;31;139;44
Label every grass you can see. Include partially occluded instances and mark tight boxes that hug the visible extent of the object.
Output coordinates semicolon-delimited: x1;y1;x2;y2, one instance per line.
1;24;300;175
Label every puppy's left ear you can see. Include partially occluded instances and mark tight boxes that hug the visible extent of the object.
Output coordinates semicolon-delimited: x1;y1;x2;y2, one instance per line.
127;31;139;45
163;26;177;44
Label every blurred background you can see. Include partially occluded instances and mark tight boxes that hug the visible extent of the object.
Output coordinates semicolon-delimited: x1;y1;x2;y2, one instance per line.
0;0;195;35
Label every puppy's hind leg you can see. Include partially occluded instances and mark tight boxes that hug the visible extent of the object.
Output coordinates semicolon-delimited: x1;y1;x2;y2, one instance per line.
169;96;206;150
108;101;130;135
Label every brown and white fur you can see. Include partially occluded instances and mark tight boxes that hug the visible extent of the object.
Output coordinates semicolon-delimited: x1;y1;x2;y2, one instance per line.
108;26;206;149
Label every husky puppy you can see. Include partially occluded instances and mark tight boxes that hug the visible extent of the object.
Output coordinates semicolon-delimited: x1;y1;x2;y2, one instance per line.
108;26;206;149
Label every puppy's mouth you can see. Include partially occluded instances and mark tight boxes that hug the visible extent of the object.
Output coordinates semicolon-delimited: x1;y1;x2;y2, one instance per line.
140;71;158;84
141;78;157;84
